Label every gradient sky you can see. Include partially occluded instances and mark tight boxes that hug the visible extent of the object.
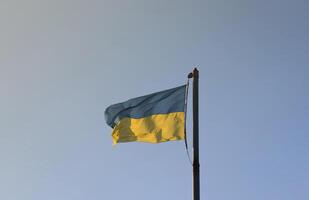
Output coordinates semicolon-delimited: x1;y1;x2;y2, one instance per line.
1;0;308;200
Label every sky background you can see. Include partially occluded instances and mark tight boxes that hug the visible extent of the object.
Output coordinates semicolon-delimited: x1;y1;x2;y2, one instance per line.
1;0;308;200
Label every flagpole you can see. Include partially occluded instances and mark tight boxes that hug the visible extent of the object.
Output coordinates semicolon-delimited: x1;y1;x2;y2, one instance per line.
192;68;200;200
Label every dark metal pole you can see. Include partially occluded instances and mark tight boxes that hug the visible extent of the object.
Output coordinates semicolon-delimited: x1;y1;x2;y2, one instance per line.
192;68;200;200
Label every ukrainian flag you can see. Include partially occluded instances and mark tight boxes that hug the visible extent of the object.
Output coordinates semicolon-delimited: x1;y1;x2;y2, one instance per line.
105;85;186;144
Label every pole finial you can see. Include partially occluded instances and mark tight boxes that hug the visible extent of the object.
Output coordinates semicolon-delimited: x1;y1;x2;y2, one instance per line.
188;67;199;79
193;68;199;78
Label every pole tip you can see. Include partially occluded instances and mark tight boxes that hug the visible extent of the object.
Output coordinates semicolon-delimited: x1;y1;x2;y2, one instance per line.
193;67;199;77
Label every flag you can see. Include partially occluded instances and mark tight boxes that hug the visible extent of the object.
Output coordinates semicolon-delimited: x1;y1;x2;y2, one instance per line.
105;85;186;144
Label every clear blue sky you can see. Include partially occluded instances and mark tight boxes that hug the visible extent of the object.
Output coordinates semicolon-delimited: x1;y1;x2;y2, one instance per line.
1;0;308;199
